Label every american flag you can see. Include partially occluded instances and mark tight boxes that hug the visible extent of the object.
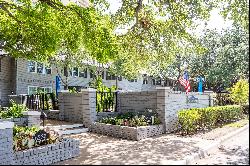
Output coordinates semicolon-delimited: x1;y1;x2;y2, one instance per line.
178;71;191;93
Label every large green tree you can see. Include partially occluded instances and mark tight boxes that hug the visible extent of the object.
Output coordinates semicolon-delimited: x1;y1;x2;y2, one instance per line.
1;0;249;81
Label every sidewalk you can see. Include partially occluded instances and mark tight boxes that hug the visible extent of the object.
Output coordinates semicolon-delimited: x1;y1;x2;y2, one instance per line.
55;122;249;165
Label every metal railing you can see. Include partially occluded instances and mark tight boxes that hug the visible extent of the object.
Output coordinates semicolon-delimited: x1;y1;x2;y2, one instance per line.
21;93;58;110
96;91;118;112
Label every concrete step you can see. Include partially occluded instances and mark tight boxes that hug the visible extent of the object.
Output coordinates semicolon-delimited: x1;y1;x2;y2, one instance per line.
57;128;89;135
45;124;84;130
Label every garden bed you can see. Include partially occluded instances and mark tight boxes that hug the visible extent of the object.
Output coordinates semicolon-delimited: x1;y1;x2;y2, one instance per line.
13;138;80;165
89;122;164;140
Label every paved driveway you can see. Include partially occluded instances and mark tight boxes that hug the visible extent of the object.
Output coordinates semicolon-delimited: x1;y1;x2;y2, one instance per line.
194;127;249;165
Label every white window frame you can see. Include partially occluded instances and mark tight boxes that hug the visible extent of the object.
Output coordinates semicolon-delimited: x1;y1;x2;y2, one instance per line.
28;61;36;73
72;67;79;77
28;61;52;75
28;86;38;95
28;86;52;95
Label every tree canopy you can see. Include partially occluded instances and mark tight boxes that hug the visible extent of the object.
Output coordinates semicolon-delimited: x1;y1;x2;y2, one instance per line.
0;0;249;81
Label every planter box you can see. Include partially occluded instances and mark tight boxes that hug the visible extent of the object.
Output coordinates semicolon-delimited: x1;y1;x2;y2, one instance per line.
0;117;27;126
13;138;80;165
89;122;164;141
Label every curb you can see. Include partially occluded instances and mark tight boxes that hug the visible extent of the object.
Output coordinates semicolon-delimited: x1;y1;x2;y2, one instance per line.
176;123;249;165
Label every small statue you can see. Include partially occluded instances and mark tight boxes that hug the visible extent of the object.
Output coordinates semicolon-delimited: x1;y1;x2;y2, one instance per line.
196;76;205;94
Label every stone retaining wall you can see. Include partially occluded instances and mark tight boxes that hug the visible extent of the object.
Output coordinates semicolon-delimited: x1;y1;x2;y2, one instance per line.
89;122;164;141
0;117;27;126
0;121;80;165
13;138;80;165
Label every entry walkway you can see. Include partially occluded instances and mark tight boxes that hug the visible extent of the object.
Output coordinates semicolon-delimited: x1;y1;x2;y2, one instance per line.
55;132;214;165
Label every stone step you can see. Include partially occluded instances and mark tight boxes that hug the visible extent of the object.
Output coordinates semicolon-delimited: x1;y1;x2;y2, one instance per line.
44;124;84;130
57;128;89;135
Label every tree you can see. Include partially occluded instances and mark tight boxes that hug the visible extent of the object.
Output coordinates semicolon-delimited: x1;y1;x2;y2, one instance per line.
188;26;249;91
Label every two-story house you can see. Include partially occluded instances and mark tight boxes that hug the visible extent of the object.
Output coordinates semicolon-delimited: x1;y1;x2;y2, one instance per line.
0;55;176;106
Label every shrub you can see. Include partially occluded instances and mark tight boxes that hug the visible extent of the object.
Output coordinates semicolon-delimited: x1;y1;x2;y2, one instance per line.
99;112;161;127
177;105;244;135
0;100;28;119
13;126;61;151
228;79;249;105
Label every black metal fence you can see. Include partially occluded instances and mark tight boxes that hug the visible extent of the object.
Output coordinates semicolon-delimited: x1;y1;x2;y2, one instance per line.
96;91;118;112
21;93;58;110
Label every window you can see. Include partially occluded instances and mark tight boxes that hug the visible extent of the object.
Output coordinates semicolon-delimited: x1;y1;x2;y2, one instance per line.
156;79;161;85
79;68;88;78
45;66;51;74
44;87;52;93
129;79;137;82
28;61;52;74
72;67;79;77
28;86;52;95
152;79;155;85
37;62;44;74
28;86;37;95
106;71;116;80
118;76;122;81
143;78;148;84
28;61;36;73
102;71;105;79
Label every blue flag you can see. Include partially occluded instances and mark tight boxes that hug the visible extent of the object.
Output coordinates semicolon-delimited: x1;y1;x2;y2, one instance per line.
56;76;61;97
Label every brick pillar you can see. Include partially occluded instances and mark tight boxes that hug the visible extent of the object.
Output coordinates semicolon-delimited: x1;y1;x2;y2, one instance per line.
156;87;171;133
81;89;97;128
0;121;14;165
22;111;41;127
58;89;97;128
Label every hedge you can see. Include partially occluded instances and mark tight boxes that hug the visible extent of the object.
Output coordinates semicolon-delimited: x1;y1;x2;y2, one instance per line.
177;105;244;135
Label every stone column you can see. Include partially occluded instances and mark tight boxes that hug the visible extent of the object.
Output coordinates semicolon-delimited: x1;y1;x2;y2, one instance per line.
0;121;14;165
23;111;41;127
204;91;214;106
81;89;97;128
156;87;171;133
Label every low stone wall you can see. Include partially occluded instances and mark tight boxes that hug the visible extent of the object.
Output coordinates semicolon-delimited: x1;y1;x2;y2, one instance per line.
0;122;14;165
89;122;164;141
0;117;27;126
43;110;60;120
13;138;80;165
117;91;157;112
0;121;80;165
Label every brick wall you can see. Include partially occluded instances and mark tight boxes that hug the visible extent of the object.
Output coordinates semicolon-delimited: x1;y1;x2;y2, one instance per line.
117;91;157;112
0;121;14;165
58;90;97;127
0;57;16;106
156;87;213;133
16;59;57;95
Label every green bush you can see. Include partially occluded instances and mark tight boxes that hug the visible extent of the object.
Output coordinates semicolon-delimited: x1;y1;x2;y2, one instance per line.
99;113;161;127
177;105;244;135
228;79;249;105
0;100;28;119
